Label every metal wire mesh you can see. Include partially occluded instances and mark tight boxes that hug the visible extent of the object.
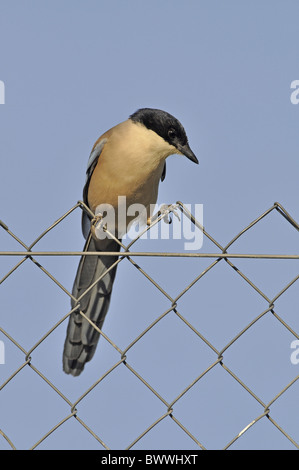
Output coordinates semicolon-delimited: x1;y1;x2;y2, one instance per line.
0;201;298;450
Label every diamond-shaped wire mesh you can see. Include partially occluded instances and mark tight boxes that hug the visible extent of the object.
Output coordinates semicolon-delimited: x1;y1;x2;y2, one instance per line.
0;201;298;450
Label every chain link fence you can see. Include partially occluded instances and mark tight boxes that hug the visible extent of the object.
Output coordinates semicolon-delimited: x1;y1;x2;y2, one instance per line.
0;201;298;450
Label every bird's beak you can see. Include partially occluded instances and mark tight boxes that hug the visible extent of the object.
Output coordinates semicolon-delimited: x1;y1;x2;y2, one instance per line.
177;143;199;164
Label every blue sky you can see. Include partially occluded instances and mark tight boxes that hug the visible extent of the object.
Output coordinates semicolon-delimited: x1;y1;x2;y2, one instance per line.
0;0;298;450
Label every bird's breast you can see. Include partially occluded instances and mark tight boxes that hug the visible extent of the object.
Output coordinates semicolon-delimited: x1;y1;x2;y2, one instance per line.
88;150;164;210
87;120;169;212
87;121;170;236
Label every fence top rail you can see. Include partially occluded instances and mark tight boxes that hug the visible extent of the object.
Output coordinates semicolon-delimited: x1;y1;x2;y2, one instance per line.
0;251;298;259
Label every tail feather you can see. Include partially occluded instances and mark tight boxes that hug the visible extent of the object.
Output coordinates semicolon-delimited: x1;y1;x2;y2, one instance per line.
63;234;121;376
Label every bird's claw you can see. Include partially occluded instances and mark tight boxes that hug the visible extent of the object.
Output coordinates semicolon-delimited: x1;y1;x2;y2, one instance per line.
160;204;181;224
90;212;106;239
149;204;181;225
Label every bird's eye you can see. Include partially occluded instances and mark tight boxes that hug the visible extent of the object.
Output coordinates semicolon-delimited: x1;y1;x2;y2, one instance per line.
168;128;176;139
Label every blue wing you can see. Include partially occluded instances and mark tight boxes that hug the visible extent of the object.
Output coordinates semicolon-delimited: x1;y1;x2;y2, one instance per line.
82;138;107;238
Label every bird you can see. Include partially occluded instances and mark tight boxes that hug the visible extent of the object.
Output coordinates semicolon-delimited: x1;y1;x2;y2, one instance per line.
63;108;198;376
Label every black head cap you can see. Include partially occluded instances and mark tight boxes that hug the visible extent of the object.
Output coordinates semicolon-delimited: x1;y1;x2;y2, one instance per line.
130;108;198;164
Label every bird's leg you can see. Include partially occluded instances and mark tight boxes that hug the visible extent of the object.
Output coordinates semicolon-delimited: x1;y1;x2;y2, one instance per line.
90;212;106;240
148;203;181;226
160;204;181;224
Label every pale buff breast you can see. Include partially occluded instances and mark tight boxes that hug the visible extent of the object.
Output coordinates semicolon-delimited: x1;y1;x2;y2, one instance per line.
87;120;176;231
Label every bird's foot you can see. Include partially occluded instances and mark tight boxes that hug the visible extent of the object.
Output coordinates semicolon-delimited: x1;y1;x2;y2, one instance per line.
149;204;181;226
90;212;106;239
